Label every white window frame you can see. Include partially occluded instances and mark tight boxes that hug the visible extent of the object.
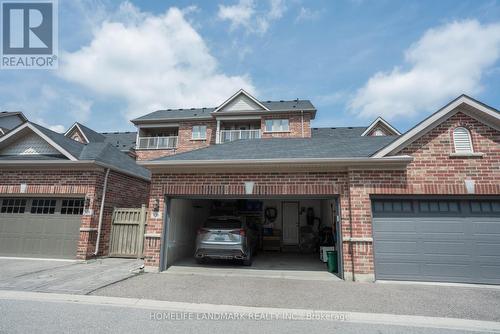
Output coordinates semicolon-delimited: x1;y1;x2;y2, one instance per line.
192;125;207;140
453;127;473;153
265;119;289;132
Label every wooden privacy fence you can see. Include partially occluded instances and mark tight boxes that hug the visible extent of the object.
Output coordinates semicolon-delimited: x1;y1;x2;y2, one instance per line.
109;205;147;258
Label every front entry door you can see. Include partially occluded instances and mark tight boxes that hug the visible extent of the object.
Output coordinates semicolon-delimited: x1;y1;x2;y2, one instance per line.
282;202;299;245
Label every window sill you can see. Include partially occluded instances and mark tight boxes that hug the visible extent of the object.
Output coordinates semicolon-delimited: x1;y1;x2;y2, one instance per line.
263;131;291;134
190;138;207;141
135;148;176;151
449;152;484;158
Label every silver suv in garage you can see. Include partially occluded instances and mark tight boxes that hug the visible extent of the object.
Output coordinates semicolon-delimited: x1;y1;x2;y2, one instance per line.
195;216;258;266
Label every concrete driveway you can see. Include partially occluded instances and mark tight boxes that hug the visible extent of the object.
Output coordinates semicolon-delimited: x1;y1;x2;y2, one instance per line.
0;257;143;294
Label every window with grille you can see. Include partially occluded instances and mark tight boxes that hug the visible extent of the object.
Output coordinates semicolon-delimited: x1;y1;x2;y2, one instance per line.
265;119;289;132
1;198;27;213
453;127;473;153
30;199;56;214
61;199;84;215
192;126;207;139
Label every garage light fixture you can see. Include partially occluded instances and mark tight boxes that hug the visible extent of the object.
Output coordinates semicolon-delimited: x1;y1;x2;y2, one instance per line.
465;179;475;194
244;181;255;195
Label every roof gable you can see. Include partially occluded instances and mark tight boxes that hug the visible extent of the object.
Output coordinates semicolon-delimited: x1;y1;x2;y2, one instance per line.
0;123;79;160
0;132;62;157
374;95;500;157
361;117;401;136
213;89;269;113
64;122;106;143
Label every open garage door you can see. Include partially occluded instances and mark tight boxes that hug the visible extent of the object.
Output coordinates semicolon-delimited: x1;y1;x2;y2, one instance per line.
0;197;83;259
372;197;500;284
161;197;341;279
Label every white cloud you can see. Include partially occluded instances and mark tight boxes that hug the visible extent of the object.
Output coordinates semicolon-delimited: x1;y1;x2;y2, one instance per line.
295;7;322;22
59;4;254;119
348;20;500;120
218;0;286;34
218;0;254;30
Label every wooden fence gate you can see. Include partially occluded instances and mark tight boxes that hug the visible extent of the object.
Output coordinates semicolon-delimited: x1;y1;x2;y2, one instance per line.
109;205;147;258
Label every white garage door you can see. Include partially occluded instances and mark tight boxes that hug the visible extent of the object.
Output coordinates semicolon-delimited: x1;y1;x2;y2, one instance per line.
0;198;83;259
372;198;500;284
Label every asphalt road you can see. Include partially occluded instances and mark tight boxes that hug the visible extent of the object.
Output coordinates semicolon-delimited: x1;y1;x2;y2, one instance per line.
0;296;496;334
93;272;500;322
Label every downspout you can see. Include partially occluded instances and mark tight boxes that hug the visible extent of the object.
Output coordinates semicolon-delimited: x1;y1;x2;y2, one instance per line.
300;110;304;137
347;170;356;281
94;168;110;256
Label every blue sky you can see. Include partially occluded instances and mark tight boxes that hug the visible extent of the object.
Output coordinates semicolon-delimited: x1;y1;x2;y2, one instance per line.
1;0;500;133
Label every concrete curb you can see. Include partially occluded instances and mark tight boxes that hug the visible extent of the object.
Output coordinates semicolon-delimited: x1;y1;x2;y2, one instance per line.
1;290;499;332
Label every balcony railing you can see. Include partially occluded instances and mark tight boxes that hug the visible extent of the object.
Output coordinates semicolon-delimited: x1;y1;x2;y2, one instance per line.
137;136;178;150
219;129;261;143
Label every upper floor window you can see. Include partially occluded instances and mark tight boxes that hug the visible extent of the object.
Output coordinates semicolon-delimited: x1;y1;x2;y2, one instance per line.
265;119;289;132
453;127;473;153
192;125;207;140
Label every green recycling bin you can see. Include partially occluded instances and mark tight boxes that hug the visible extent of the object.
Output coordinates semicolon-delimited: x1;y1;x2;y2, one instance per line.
326;250;338;273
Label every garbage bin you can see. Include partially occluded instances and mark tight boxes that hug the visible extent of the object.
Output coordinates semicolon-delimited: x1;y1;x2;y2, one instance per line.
326;250;338;273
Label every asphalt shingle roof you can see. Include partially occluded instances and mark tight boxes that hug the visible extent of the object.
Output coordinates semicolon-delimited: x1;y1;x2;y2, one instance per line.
154;135;398;162
24;122;149;179
74;123;107;142
311;127;367;138
101;132;137;152
132;100;315;122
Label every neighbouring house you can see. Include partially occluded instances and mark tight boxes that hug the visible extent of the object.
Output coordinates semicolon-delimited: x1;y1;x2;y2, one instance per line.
64;122;138;158
0;111;27;137
136;91;500;284
0;122;150;259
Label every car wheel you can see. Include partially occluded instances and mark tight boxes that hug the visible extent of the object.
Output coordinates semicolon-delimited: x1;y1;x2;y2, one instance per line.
243;252;252;266
195;258;205;264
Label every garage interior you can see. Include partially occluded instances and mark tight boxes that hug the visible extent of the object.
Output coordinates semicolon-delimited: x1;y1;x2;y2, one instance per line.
162;197;341;278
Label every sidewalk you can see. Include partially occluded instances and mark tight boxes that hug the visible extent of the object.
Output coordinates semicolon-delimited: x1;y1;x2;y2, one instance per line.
91;271;500;322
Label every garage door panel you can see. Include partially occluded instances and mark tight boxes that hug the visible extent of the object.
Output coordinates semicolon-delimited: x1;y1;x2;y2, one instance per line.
0;198;81;259
375;240;419;255
376;261;421;277
422;263;472;277
373;198;500;284
422;241;468;255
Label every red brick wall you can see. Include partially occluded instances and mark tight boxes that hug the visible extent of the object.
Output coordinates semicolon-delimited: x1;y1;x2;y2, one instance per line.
397;112;499;192
261;112;312;138
0;168;150;259
93;170;150;257
136;112;313;161
177;119;217;152
136;149;176;161
136;119;217;161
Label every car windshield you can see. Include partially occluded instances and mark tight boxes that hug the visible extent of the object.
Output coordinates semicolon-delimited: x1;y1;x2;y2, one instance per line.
204;218;242;229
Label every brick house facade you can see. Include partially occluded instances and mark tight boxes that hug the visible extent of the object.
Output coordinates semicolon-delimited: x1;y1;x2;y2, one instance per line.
139;94;499;282
132;90;316;161
0;122;150;259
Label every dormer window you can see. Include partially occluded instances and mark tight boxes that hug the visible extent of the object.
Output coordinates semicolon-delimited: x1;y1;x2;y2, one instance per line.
265;119;289;132
373;128;385;136
453;127;473;153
